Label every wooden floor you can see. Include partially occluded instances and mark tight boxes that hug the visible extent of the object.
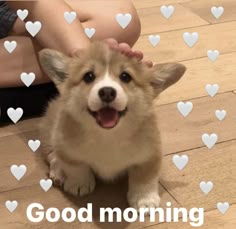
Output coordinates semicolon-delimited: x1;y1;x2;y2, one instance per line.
0;0;236;228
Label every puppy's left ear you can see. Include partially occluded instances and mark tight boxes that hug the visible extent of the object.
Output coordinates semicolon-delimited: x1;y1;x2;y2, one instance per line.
39;49;70;91
150;63;186;94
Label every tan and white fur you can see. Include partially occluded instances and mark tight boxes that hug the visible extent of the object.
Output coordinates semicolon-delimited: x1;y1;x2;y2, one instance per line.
38;41;186;210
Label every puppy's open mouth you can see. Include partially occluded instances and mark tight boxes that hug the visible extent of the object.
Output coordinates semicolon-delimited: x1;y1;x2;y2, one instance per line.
88;107;127;129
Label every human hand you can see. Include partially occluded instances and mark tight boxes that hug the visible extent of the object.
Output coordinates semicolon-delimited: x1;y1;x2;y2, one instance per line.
104;38;153;67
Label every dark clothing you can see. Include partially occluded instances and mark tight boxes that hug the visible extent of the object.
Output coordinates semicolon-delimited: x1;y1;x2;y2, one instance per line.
0;83;59;123
0;1;59;124
0;1;17;38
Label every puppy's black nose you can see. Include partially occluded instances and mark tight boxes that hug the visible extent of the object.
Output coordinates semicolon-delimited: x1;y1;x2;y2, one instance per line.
98;87;117;103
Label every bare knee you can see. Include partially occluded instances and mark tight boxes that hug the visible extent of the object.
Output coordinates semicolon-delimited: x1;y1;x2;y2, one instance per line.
90;0;141;47
121;0;141;46
117;0;141;47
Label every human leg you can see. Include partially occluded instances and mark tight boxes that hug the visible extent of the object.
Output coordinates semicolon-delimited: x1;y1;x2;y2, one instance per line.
1;0;141;87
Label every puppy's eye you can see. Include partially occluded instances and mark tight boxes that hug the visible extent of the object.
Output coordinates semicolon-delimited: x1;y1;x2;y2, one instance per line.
83;71;96;83
120;72;132;83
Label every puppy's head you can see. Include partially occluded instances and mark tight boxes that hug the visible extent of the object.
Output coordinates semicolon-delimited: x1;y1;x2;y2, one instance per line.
39;42;186;131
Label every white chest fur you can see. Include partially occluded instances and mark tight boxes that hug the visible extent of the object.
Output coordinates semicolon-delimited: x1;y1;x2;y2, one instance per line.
54;124;156;180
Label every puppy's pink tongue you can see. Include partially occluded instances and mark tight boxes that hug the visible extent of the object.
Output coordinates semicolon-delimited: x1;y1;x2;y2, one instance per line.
97;107;119;128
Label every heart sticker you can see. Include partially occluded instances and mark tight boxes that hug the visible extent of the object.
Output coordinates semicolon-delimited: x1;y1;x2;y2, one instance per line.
10;165;27;181
207;50;220;62
64;11;77;24
16;9;28;21
28;140;41;152
25;21;42;37
4;41;17;53
148;35;160;47
217;202;229;214
211;6;224;19
205;84;219;97
215;110;226;121
40;179;53;192
183;32;199;48
20;72;35;87
84;28;96;38
200;181;213;194
202;133;218;149
177;101;193;117
116;13;132;29
172;155;189;170
160;5;174;19
5;200;18;213
7;107;23;123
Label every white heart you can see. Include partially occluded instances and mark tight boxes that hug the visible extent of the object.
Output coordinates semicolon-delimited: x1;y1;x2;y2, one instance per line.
148;35;160;47
202;133;218;149
215;110;226;121
177;101;193;117
172;155;189;170
10;165;27;181
64;11;77;24
217;202;229;214
116;13;132;29
207;50;220;62
16;9;28;21
7;107;23;123
20;72;35;87
25;21;42;37
40;179;53;192
211;6;224;19
160;5;175;19
183;32;199;48
4;41;17;53
28;140;41;152
84;28;96;38
200;181;213;194
205;84;219;97
5;200;18;213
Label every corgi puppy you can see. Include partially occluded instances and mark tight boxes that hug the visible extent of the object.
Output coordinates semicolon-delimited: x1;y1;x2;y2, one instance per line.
38;41;186;210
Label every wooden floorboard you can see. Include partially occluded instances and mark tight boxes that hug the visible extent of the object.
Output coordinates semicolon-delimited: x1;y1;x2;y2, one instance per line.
181;0;236;24
146;204;236;229
160;139;236;209
138;4;208;35
157;92;236;154
134;21;236;63
0;117;41;138
132;0;193;9
0;131;46;192
157;52;236;105
0;178;178;229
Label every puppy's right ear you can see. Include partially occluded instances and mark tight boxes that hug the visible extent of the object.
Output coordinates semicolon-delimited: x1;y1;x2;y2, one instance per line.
150;63;186;95
39;49;70;88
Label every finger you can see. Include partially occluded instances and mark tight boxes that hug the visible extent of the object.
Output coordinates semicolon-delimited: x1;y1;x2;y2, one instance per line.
133;50;143;60
103;38;119;51
103;38;118;46
118;43;132;55
144;60;153;68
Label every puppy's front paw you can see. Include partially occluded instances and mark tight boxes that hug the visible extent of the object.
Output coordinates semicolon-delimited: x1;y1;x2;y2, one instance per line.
127;191;160;211
49;166;65;187
48;153;65;187
63;169;96;197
